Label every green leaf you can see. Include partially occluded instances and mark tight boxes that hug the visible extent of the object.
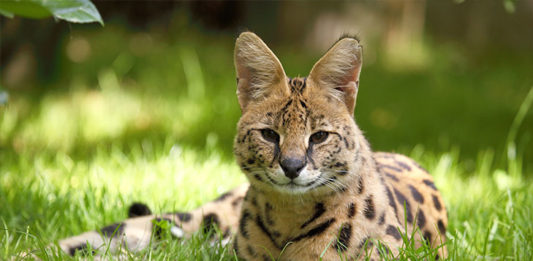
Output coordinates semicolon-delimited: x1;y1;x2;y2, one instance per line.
0;0;103;25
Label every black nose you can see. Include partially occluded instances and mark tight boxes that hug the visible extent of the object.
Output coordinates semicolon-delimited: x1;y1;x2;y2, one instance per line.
280;158;305;179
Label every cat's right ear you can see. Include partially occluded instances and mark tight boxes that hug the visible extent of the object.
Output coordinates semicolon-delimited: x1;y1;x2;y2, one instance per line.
234;32;287;111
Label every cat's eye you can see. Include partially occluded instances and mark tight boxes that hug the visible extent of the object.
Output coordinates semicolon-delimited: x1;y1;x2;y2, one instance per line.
260;129;280;143
310;131;329;144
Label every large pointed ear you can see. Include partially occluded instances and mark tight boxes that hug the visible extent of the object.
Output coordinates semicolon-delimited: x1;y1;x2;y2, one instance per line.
234;32;287;111
308;37;362;115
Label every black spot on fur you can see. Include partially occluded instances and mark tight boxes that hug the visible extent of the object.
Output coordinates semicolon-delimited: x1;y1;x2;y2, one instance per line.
417;209;426;227
423;230;432;245
378;246;391;259
357;177;365;194
364;196;375;220
232;196;244;207
379;164;403;172
216;192;233;201
301;202;326;228
343;137;350;149
299;99;308;109
394;188;413;223
246;245;256;257
396;161;412;171
128;202;152;217
432;195;442;211
292;218;336;242
385;172;399;182
409;185;425;203
280;99;293;113
334;161;346;169
378;213;386;225
100;222;124;237
265;202;275;225
175;212;192;222
423;179;438;190
253;174;264;182
347;202;356;218
202;213;220;235
359;236;373;249
334;223;352;252
233;238;241;258
68;243;95;256
251;196;258;206
386;225;401;240
386;187;398;218
256;215;281;249
437;219;446;234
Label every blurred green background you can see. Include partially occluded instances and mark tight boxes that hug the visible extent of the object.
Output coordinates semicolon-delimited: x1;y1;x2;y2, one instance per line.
1;0;532;174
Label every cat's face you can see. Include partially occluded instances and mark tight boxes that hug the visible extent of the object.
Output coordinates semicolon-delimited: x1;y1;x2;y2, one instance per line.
232;33;364;195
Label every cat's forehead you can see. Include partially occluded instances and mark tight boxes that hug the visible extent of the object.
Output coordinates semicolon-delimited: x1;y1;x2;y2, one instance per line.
286;77;307;94
269;77;336;131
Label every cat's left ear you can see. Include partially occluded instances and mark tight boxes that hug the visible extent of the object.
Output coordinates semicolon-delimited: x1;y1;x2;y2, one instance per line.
308;37;362;115
234;32;287;111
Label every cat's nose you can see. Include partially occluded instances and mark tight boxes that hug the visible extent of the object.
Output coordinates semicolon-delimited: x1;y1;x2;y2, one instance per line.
280;158;305;179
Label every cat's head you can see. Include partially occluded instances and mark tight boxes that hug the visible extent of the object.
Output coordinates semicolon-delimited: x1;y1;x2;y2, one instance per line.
233;32;366;195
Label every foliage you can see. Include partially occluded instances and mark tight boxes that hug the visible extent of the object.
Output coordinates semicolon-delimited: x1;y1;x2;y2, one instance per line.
0;0;103;25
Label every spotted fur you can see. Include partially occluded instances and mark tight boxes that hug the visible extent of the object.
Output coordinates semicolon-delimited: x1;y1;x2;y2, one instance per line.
50;32;447;260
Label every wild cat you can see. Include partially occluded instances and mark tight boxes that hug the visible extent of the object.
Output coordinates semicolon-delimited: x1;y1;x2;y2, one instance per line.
52;32;447;260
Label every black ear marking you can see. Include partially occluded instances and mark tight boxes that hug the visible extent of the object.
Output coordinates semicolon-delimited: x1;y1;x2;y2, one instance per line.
128;202;152;217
